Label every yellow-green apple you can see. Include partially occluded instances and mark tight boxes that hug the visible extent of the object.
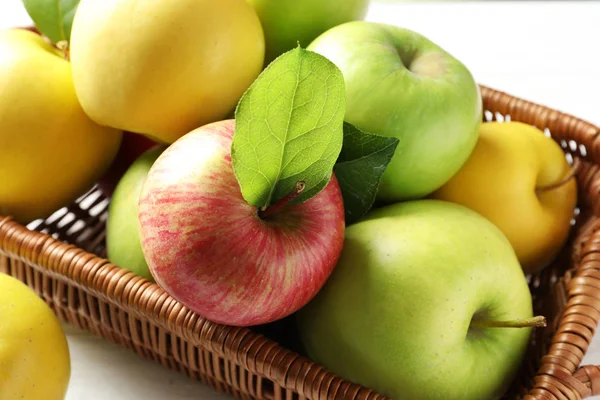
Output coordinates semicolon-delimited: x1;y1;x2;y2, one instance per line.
431;121;577;273
246;0;370;65
297;199;542;400
69;0;265;144
0;28;121;224
0;273;71;400
106;145;166;282
307;22;482;202
137;120;345;327
97;132;158;197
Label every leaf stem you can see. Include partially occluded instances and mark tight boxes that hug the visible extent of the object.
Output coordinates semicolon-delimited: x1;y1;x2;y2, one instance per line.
260;181;306;218
56;40;70;61
470;315;547;329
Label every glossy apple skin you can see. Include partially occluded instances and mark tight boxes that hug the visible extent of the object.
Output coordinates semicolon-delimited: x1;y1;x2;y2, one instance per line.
297;200;534;400
0;28;121;223
138;120;345;327
106;145;166;282
70;0;265;143
308;22;481;202
0;274;71;400
432;121;577;273
247;0;369;64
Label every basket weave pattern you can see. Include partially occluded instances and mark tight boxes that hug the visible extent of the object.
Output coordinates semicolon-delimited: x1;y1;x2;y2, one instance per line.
2;85;600;400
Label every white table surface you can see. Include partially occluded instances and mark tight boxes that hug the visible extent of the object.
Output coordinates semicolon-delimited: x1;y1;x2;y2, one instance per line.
2;1;600;399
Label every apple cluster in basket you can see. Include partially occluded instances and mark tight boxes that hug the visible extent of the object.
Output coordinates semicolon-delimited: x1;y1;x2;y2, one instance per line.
0;0;577;399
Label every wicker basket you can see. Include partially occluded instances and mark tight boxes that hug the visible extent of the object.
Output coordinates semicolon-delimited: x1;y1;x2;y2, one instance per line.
2;85;600;400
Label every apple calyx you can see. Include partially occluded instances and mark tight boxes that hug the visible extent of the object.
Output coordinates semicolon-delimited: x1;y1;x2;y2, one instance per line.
470;315;547;329
259;181;306;218
536;158;580;194
56;40;70;61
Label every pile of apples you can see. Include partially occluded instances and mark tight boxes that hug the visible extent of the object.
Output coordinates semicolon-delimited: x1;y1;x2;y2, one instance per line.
0;0;579;399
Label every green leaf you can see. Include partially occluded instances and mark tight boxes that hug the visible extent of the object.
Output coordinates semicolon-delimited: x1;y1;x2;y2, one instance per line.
22;0;80;44
334;122;399;224
232;46;346;209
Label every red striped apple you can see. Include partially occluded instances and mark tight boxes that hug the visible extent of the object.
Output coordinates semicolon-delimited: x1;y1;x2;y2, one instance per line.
137;119;345;327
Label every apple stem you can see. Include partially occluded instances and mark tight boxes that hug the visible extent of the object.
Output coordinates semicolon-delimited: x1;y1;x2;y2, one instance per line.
536;158;580;193
56;40;70;61
260;181;306;218
471;315;547;329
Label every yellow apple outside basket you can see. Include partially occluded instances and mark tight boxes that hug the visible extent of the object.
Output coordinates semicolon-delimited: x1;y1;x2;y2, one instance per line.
1;85;600;400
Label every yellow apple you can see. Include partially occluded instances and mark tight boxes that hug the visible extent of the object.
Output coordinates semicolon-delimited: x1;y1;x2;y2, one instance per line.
69;0;265;144
0;28;122;224
431;121;577;273
0;273;70;400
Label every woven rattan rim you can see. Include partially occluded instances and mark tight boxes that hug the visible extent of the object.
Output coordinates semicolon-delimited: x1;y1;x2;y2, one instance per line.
1;85;600;399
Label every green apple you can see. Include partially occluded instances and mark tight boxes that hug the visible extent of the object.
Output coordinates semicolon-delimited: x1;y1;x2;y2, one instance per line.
106;145;166;282
307;22;482;202
247;0;370;64
297;199;541;400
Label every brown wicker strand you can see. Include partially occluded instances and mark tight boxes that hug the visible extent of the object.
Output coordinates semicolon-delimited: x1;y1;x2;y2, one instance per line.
573;366;600;397
0;216;383;400
2;85;600;400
